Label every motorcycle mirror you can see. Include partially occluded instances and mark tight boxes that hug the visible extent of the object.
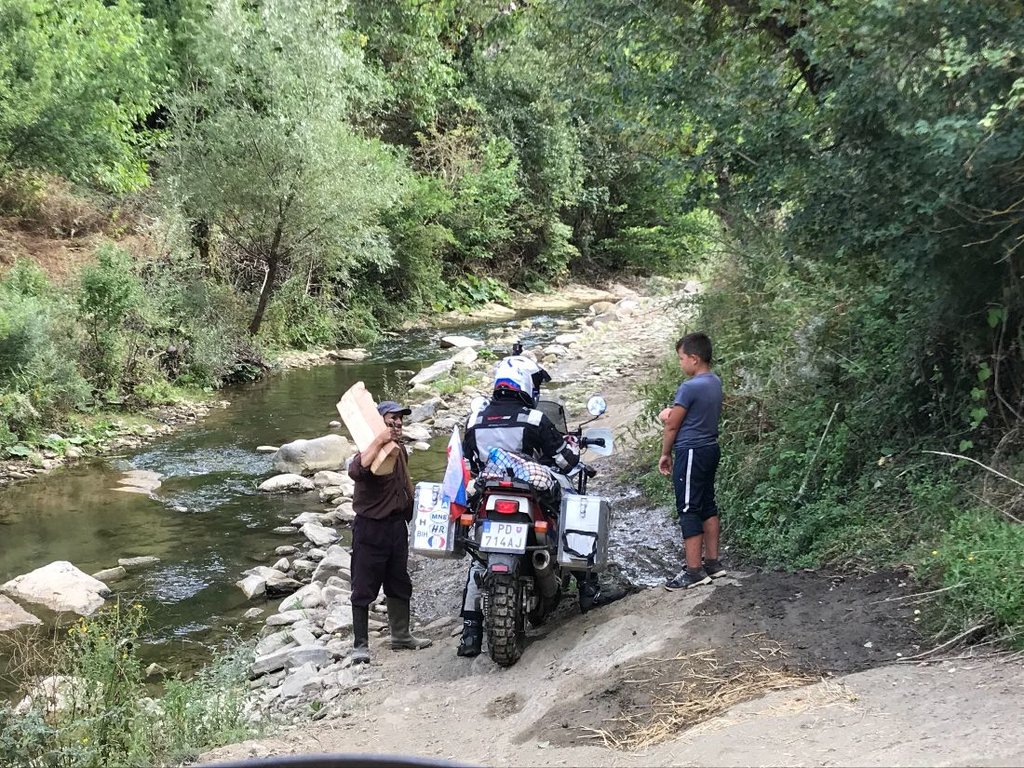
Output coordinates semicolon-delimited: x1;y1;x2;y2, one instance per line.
586;395;607;417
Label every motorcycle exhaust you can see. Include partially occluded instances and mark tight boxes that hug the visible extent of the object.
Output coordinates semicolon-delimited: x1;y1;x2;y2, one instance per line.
532;549;559;599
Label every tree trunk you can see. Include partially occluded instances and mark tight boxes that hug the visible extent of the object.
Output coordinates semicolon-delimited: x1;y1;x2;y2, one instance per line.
248;224;284;336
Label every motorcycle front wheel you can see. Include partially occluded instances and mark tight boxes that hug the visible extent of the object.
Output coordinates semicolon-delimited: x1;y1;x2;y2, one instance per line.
486;574;524;667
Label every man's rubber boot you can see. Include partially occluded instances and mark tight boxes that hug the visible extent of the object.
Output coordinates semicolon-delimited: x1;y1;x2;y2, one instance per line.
351;605;371;665
387;597;432;650
457;612;483;658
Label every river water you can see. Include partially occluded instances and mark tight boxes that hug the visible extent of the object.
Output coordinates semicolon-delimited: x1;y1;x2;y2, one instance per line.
0;313;576;680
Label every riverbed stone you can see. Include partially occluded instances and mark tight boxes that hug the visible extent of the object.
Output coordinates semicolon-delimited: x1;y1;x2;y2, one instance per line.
300;522;339;547
408;397;443;424
312;470;349;488
321;585;351;607
278;583;324;613
259;474;315;493
91;566;127;583
543;344;570;358
117;470;163;493
440;335;483;349
322;605;353;635
554;333;579;345
306;548;327;561
451;347;478;366
265;573;303;597
402;423;431;443
322;508;353;526
118;556;160;570
289;627;318;647
290;512;325;526
265;609;320;627
0;595;42;632
318;486;345;502
256;445;279;453
251;644;332;677
291;559;316;578
272;435;353;475
330;348;368;362
14;676;89;715
244;607;264;620
272;558;289;572
409;358;454;387
272;526;298;535
254;630;294;657
274;546;298;556
312;548;353;584
1;561;110;617
280;663;322;700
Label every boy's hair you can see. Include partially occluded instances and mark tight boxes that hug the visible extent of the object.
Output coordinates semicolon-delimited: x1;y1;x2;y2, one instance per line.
676;332;713;364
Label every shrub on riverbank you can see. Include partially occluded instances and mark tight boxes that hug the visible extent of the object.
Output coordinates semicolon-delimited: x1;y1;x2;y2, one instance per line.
0;603;253;767
636;249;1024;649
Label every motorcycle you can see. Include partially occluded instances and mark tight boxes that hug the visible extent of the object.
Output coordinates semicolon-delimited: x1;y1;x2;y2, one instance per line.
454;395;614;667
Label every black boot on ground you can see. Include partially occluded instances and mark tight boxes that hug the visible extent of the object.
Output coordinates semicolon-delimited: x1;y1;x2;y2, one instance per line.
351;604;370;664
457;613;483;657
387;597;432;650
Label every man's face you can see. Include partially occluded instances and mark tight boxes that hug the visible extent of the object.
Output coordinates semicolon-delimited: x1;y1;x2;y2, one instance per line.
383;412;404;441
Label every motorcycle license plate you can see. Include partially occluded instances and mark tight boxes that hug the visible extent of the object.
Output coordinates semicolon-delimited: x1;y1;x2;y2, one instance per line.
479;521;529;553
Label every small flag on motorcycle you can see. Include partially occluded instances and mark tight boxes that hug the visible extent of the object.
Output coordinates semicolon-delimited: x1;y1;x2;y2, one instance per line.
440;427;471;519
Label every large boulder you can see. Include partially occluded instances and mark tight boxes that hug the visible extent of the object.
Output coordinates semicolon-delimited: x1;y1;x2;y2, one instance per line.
1;562;109;617
258;474;315;493
409;359;454;387
0;595;42;632
272;435;353;475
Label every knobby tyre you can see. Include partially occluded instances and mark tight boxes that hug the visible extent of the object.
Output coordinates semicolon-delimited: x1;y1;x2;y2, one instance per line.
487;574;524;667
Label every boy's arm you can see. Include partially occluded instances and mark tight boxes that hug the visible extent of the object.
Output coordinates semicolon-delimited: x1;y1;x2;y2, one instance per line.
658;405;687;476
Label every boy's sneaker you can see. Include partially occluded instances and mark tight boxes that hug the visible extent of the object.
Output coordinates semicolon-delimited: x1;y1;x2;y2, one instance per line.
664;567;712;591
703;558;728;579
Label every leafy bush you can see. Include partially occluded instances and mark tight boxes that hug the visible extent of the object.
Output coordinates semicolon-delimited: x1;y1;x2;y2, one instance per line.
0;603;254;767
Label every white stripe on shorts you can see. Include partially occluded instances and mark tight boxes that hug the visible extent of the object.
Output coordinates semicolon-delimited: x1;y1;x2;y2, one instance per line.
681;448;694;515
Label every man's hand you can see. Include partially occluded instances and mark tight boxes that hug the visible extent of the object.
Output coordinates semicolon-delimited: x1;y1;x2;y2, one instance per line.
658;453;672;476
658;407;672;424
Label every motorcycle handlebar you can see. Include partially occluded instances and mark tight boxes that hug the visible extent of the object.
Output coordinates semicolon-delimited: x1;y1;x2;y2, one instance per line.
580;436;606;448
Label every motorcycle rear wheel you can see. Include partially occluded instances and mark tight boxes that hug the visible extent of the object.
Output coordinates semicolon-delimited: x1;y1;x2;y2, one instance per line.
487;574;524;667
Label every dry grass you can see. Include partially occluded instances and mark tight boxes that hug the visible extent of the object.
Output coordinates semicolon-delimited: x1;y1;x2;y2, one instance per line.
580;641;818;751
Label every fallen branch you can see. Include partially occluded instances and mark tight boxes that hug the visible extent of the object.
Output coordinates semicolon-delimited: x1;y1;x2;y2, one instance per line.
903;624;987;660
795;402;840;502
870;582;965;604
923;450;1024;490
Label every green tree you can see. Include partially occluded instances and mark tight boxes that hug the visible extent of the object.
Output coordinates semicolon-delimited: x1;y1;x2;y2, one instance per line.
162;0;405;336
0;0;167;191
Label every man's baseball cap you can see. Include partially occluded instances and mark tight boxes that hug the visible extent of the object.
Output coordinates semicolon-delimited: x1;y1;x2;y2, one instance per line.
377;401;412;417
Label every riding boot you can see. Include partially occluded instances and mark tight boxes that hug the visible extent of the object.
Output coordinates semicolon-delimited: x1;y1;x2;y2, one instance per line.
351;605;370;664
457;611;483;658
577;572;601;614
387;597;432;650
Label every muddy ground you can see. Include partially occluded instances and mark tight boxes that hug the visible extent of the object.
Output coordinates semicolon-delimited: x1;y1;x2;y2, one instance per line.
202;285;1024;768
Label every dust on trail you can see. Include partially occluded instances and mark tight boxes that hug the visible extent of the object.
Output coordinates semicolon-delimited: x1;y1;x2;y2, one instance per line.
202;286;1024;768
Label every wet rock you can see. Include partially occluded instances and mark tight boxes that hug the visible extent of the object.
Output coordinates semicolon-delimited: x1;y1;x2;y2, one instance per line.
291;559;316;578
300;522;340;547
259;474;315;493
0;595;42;632
322;508;354;526
328;420;341;428
312;470;348;488
273;526;298;535
554;333;579;345
244;607;264;620
589;301;616;315
318;486;345;503
91;566;127;583
330;348;368;362
272;435;353;475
440;335;483;349
290;512;325;526
145;663;168;681
306;548;327;561
410;359;454;387
118;470;163;494
65;447;84;460
118;556;160;570
265;573;303;597
1;561;110;617
275;546;298;556
256;445;279;454
411;441;430;451
272;558;289;572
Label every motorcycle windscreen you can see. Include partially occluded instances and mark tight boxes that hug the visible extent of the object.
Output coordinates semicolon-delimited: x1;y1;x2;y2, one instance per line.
536;397;568;433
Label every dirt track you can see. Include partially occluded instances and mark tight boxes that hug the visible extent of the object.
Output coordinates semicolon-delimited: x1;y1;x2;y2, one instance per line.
201;284;1024;768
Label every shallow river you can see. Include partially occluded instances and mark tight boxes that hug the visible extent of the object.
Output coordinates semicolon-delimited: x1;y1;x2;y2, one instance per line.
0;313;577;678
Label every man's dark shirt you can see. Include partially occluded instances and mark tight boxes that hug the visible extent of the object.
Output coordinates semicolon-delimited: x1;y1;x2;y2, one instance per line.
348;445;414;521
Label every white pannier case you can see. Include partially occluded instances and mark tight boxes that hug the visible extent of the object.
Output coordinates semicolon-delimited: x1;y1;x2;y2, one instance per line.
409;482;465;559
557;494;610;572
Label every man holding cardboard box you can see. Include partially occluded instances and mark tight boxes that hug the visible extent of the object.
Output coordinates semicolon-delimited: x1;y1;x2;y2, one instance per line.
348;400;432;665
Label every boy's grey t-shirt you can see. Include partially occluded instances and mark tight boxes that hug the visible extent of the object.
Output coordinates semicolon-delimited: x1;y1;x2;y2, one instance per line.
673;372;722;449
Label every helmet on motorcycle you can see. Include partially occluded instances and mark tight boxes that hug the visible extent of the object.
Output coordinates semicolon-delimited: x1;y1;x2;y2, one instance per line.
493;358;535;406
503;354;551;401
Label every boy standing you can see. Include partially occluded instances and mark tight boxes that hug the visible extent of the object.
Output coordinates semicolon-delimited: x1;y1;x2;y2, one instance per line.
658;332;727;590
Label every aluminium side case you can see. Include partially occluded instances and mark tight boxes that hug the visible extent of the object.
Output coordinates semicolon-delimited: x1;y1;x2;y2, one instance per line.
409;482;465;559
557;494;610;572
